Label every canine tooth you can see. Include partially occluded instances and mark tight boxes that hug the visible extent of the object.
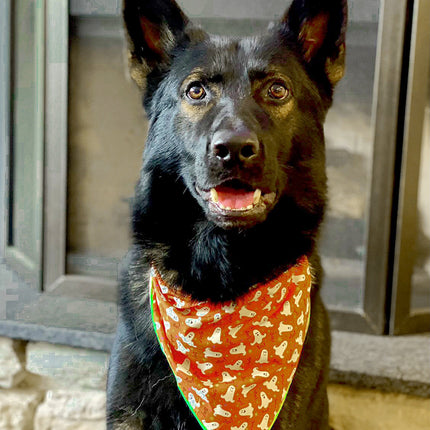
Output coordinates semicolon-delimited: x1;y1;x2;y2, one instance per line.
253;189;262;205
210;188;218;203
264;192;276;203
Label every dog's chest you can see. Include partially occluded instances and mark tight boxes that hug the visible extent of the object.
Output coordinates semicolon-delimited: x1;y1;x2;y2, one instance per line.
150;257;312;430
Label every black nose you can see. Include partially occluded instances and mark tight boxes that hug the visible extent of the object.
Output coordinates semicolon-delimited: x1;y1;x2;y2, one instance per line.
211;129;260;166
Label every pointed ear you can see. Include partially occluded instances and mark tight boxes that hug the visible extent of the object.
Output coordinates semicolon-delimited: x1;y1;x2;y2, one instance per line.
123;0;190;89
282;0;348;86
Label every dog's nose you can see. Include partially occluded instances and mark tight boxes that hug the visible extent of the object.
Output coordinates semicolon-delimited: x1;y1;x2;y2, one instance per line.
211;129;260;166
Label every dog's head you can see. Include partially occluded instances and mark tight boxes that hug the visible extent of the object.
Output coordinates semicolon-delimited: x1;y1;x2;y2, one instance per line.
124;0;347;232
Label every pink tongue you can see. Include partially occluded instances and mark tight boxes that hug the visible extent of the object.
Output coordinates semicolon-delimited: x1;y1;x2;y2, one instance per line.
216;187;255;209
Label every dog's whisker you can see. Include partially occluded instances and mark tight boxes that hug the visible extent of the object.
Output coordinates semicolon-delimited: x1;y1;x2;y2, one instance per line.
131;395;146;416
150;374;171;390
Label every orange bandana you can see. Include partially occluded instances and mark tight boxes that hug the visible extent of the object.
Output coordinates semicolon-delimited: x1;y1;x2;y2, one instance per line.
150;257;311;430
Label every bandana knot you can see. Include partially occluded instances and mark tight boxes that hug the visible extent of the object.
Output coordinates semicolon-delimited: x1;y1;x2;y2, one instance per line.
150;256;311;430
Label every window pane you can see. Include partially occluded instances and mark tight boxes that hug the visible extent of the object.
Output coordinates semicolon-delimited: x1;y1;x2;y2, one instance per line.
66;17;147;280
320;15;379;309
66;0;382;309
412;97;430;311
8;0;44;276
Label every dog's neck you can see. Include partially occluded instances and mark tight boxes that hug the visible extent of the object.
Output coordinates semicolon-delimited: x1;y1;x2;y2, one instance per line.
136;182;321;302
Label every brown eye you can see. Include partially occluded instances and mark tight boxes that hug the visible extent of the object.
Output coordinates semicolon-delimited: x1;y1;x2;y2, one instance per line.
187;84;206;100
268;83;289;100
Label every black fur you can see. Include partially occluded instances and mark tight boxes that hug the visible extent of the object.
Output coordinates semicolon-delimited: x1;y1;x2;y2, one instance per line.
107;1;347;428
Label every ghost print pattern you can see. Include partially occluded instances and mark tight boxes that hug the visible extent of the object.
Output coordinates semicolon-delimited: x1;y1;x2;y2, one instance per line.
150;257;312;430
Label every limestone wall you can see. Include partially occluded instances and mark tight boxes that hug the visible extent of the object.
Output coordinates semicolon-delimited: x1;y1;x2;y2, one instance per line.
0;337;107;430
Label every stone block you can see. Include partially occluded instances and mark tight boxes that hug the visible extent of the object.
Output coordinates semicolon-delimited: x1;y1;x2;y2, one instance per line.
34;389;106;430
0;337;25;388
0;389;43;430
26;342;109;390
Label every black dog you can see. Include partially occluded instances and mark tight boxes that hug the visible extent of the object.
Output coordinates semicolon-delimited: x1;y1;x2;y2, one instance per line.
107;0;347;428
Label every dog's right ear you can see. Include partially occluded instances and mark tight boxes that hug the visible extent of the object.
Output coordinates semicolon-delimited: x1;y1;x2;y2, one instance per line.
281;0;347;87
123;0;190;89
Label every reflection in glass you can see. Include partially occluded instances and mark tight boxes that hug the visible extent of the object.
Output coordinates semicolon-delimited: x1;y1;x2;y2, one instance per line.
412;100;430;311
9;0;43;272
320;17;379;309
66;18;147;279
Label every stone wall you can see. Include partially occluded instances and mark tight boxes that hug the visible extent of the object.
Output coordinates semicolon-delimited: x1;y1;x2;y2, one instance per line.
0;337;107;430
1;336;429;430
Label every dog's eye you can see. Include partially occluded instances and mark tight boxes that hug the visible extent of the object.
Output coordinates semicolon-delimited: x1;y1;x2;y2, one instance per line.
187;84;206;100
268;83;289;100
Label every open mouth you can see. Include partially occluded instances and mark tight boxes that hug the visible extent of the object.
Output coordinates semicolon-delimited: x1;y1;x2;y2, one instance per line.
196;181;277;227
211;187;262;211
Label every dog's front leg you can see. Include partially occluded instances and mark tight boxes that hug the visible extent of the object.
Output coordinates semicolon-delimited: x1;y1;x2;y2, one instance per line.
107;317;203;429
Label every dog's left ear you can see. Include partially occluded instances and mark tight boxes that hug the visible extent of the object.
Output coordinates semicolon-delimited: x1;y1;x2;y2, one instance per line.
282;0;348;86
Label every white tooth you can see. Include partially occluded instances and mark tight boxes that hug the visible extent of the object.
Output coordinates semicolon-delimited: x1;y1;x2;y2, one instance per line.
253;189;262;205
225;206;232;210
265;192;276;203
210;188;218;203
246;205;253;210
